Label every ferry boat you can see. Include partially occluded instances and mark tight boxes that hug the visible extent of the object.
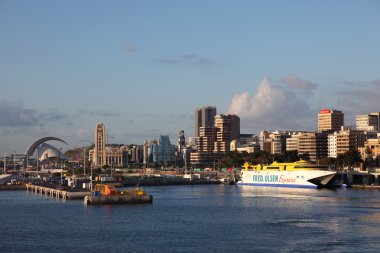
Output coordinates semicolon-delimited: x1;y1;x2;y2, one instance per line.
237;160;339;188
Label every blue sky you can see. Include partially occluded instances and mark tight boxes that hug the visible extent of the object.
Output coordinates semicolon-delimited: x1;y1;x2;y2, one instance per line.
1;0;380;153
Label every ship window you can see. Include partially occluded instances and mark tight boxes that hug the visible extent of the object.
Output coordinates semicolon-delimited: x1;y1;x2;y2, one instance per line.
266;166;279;170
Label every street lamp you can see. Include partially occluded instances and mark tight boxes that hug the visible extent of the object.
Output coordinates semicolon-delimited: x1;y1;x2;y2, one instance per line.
3;152;6;174
59;147;63;185
83;147;86;176
13;151;16;173
90;162;93;191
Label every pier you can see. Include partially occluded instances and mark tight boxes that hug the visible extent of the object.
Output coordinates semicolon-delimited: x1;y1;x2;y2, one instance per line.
25;183;90;200
337;169;380;187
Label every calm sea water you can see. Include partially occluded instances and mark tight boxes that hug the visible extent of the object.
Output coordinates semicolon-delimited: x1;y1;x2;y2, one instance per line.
1;185;380;253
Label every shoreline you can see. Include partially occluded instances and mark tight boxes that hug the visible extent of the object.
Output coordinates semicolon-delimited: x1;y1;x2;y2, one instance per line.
0;185;27;191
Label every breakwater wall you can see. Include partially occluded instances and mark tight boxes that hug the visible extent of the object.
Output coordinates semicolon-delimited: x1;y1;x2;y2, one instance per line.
121;176;220;186
84;194;153;205
25;183;90;200
0;184;26;191
337;171;380;186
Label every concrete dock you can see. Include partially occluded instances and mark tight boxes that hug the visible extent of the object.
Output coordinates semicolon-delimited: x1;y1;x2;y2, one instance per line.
84;194;153;205
25;183;90;200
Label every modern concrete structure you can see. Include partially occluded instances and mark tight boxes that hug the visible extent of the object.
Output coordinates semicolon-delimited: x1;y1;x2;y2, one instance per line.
318;109;344;132
157;135;175;165
24;136;68;171
90;123;128;167
328;134;337;158
370;112;380;132
214;114;240;153
190;126;219;167
286;133;304;152
143;140;149;165
148;140;159;163
93;123;106;166
145;136;175;165
195;106;216;138
359;136;380;160
328;127;367;158
176;130;187;167
259;131;271;153
356;113;380;132
259;130;291;155
239;134;255;145
298;132;328;162
230;140;258;153
177;130;186;151
269;131;290;155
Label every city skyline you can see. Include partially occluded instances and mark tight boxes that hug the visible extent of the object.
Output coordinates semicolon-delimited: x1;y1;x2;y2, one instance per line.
1;1;380;153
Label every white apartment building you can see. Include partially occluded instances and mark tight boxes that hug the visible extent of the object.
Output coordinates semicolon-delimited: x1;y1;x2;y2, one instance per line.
356;113;379;132
328;134;337;158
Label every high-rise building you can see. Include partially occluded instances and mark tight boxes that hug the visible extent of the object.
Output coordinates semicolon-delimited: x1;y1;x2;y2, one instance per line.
190;126;218;167
286;132;304;152
93;123;106;166
259;130;291;155
214;114;240;153
298;132;328;162
356;113;379;132
269;131;290;155
318;109;344;132
149;140;159;163
157;135;175;165
90;123;128;167
259;131;272;153
327;127;367;158
178;130;186;151
143;140;149;165
176;130;186;167
370;112;380;132
195;106;216;137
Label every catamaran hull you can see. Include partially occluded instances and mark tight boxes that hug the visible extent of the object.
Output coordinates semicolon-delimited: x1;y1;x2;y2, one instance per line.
237;170;337;189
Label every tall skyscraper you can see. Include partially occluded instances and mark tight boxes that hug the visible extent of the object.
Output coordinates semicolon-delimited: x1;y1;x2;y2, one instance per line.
195;106;216;137
93;122;106;166
143;140;148;165
214;114;240;153
157;135;175;165
318;109;344;132
178;130;186;151
90;123;127;167
190;126;218;167
176;130;186;167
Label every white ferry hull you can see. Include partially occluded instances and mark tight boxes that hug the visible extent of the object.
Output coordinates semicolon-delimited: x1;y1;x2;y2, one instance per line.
237;170;337;188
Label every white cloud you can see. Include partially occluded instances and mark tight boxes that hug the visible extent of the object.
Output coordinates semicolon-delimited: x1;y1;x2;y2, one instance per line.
0;99;66;128
228;78;314;132
280;75;318;90
371;79;380;88
337;85;380;117
156;54;214;66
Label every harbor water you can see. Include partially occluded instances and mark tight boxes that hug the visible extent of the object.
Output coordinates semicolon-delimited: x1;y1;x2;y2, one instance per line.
1;185;380;252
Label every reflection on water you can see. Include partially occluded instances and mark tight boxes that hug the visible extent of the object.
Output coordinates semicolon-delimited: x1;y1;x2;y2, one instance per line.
1;185;380;252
